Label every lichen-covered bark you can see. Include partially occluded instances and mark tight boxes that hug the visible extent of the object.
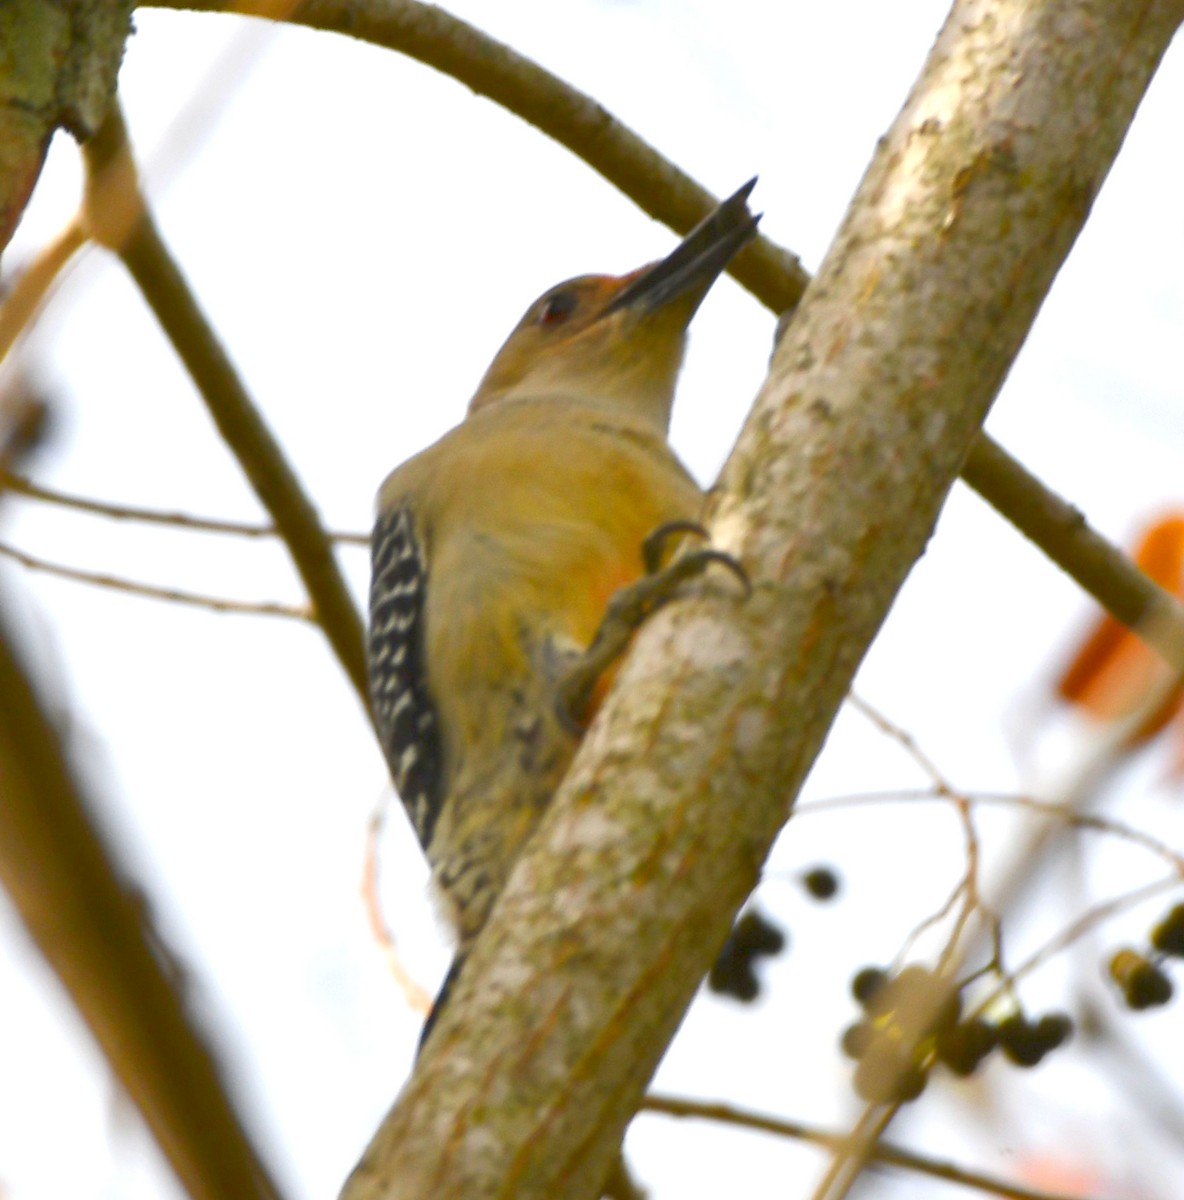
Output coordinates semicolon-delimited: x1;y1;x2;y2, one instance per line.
0;0;132;251
343;2;1184;1197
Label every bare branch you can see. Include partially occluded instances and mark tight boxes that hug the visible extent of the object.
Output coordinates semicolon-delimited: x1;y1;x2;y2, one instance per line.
143;0;809;315
976;875;1179;1010
642;1094;1090;1200
0;536;313;618
795;787;1184;879
0;601;286;1200
78;98;371;708
1;470;368;545
0;217;89;362
961;436;1184;672
847;692;957;794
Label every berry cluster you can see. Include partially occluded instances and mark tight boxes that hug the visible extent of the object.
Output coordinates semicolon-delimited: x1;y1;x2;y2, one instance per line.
841;964;1073;1104
1107;901;1184;1010
708;909;787;1002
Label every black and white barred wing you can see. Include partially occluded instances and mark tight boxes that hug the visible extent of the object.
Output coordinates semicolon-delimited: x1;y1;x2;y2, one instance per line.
368;505;443;852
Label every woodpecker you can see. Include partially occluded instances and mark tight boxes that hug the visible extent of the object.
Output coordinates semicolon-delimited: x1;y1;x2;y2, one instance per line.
368;182;759;1038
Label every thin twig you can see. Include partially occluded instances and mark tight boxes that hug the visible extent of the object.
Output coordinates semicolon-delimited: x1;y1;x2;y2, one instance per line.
1;470;368;545
796;787;1184;879
845;696;992;975
0;218;89;364
961;653;1184;984
0;15;278;363
847;691;956;793
641;1094;1090;1200
973;875;1179;1014
0;537;312;620
361;797;432;1016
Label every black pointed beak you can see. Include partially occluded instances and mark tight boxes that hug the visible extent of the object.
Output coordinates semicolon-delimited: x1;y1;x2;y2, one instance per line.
602;178;760;319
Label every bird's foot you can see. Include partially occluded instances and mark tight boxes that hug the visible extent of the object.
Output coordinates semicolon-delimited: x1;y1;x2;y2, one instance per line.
556;523;748;732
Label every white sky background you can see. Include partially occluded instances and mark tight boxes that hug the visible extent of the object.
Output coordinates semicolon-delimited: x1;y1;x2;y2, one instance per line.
2;2;1183;1198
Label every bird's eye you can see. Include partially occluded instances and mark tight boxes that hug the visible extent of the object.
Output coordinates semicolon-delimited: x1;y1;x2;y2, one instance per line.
537;290;578;327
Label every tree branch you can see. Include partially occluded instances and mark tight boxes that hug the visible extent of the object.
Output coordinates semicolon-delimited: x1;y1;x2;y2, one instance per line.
77;98;371;709
641;1094;1087;1200
0;535;314;617
0;216;88;361
142;0;810;315
0;601;286;1200
960;436;1184;668
1;469;369;544
337;2;1184;1196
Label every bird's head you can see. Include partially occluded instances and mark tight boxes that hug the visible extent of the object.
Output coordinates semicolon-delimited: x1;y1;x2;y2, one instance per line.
469;180;760;433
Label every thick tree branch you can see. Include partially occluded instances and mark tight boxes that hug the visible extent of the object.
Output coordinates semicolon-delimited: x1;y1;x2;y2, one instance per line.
339;2;1184;1197
0;604;285;1200
78;99;372;709
144;0;1184;678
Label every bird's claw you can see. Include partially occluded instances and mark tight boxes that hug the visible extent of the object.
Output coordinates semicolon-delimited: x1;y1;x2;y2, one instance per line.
556;527;749;732
642;519;709;574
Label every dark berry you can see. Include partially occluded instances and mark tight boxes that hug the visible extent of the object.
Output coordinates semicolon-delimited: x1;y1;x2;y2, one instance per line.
802;866;840;901
852;967;888;1009
1151;904;1184;958
936;1019;998;1076
1109;949;1173;1010
708;909;786;1002
998;1015;1046;1067
731;910;786;955
1033;1012;1073;1051
707;952;758;1001
841;1021;873;1060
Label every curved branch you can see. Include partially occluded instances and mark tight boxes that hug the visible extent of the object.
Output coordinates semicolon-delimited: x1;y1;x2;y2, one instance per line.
141;0;810;314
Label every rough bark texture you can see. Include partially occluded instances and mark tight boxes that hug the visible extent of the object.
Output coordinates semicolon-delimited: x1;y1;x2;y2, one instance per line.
0;0;131;250
343;1;1183;1197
